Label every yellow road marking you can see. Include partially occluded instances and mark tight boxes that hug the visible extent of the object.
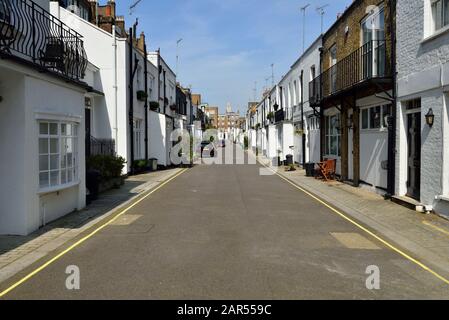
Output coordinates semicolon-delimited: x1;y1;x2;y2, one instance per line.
422;221;449;238
0;168;188;299
258;160;449;286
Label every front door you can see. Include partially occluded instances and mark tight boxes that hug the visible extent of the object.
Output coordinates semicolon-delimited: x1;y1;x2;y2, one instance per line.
407;112;421;200
85;108;91;157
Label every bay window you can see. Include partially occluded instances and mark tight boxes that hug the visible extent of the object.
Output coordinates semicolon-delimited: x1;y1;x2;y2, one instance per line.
39;121;79;190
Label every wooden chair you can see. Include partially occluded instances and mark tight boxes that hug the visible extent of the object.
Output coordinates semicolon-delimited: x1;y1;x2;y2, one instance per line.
316;159;337;181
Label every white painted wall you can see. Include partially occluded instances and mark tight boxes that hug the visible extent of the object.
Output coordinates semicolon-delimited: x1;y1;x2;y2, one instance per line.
51;3;131;172
148;110;167;166
0;63;85;235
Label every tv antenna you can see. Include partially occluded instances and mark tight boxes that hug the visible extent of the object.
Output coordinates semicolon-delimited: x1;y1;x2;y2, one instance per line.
129;0;143;15
316;4;329;34
300;4;310;54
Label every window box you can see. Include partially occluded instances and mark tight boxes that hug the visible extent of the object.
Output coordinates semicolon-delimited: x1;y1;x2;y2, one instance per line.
136;90;148;102
149;101;159;111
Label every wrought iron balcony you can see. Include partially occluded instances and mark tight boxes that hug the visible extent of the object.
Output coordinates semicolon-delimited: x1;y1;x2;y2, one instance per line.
309;40;391;106
0;0;88;81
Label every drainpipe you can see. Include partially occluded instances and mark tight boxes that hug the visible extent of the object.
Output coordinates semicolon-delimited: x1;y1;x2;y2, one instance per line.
300;70;306;168
163;70;167;114
128;27;135;175
112;25;118;153
144;43;149;162
157;49;161;112
386;0;397;198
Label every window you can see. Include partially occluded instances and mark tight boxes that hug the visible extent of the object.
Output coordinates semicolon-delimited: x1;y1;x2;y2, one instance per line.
406;98;421;111
39;122;78;189
134;119;142;159
310;65;316;81
361;104;392;130
432;0;449;31
325;114;340;157
329;45;337;92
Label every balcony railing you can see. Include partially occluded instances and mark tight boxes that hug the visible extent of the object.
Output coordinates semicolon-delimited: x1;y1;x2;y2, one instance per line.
275;109;285;123
0;0;88;81
86;136;116;157
309;40;391;106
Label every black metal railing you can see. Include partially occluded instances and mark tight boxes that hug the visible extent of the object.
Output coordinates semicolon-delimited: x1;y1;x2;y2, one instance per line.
275;109;285;123
309;40;390;105
87;136;116;157
0;0;87;81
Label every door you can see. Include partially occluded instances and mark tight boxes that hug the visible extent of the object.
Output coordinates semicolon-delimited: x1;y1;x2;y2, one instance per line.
329;45;337;93
85;108;91;157
361;7;385;78
407;112;421;200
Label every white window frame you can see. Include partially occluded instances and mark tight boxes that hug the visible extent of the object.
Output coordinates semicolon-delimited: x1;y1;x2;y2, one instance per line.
431;0;449;32
38;121;79;193
361;104;392;132
324;113;341;157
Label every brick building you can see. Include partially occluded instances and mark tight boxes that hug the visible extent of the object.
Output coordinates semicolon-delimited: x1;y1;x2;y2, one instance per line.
310;0;396;195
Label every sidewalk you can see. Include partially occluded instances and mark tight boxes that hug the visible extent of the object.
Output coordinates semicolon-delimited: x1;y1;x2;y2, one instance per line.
257;153;449;279
0;168;184;284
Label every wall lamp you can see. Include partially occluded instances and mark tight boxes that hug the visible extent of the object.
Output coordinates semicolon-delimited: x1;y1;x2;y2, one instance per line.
425;108;435;127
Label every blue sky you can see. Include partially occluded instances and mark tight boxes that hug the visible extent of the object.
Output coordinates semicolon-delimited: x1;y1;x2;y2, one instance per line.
115;0;352;113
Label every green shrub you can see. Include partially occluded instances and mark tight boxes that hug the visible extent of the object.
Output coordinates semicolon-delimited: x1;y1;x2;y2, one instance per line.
149;101;159;111
133;159;149;171
87;155;126;181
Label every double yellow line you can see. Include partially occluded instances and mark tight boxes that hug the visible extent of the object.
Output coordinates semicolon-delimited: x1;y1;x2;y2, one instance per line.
259;160;449;286
0;168;188;299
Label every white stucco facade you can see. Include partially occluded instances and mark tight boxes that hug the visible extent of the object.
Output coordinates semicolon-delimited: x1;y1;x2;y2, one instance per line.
0;62;87;235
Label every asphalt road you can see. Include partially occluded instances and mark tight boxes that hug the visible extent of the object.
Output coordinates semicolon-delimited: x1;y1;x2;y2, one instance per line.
2;146;449;299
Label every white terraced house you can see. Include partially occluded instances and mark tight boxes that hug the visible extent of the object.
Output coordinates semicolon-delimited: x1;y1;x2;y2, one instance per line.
395;0;449;217
0;0;89;235
280;36;322;166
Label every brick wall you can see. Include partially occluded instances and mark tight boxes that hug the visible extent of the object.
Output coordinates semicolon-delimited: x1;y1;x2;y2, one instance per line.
322;0;394;71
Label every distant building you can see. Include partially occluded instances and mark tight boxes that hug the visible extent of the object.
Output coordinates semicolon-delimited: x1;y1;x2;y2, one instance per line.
205;106;219;129
218;106;241;140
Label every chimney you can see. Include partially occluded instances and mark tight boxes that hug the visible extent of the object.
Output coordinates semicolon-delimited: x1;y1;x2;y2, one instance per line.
107;0;116;18
137;32;146;52
115;16;125;35
88;0;97;25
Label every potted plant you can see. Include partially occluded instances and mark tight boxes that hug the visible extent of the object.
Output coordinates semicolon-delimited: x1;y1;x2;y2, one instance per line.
136;90;148;102
149;101;159;111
